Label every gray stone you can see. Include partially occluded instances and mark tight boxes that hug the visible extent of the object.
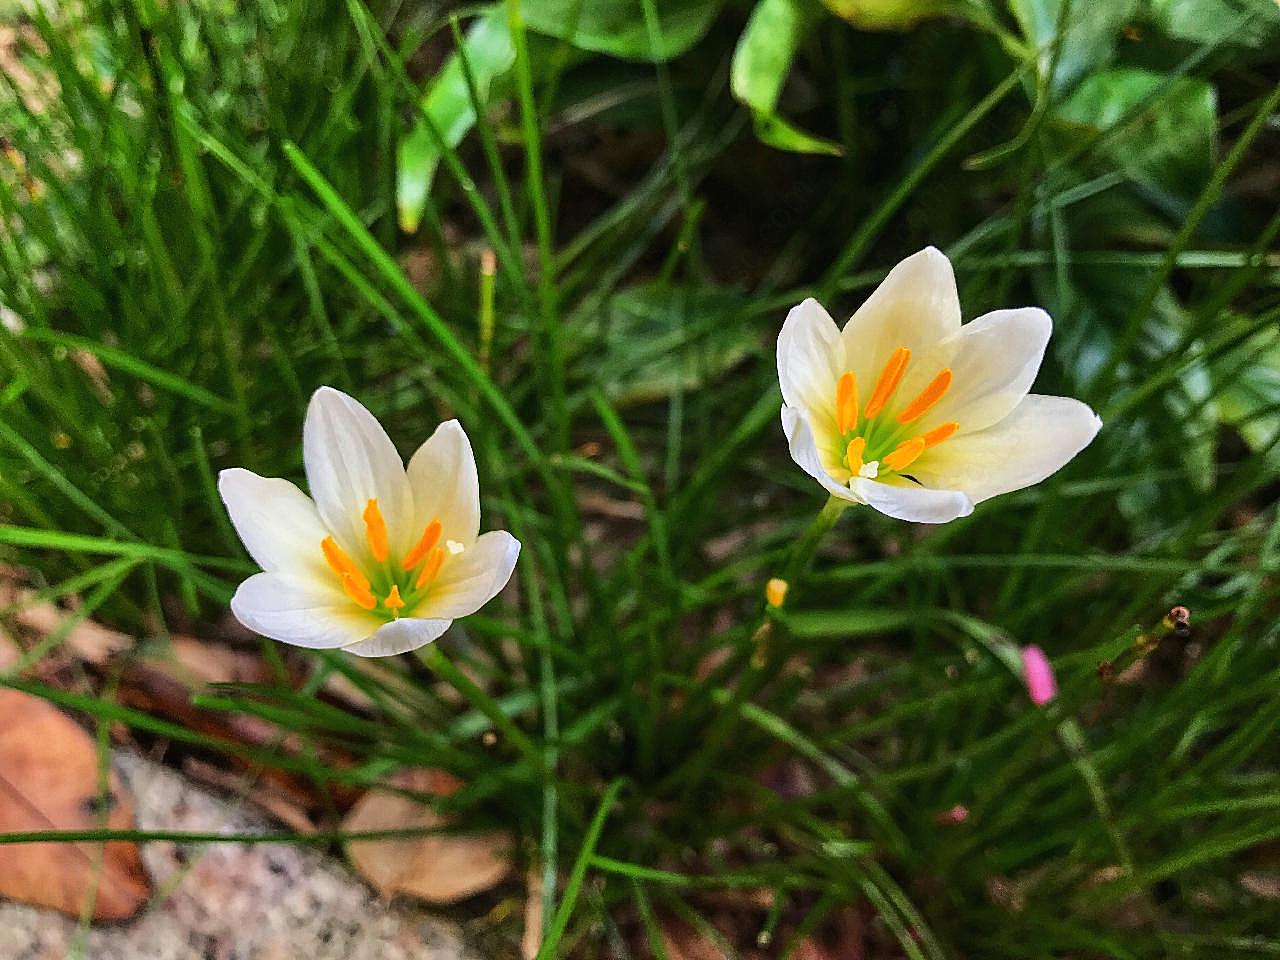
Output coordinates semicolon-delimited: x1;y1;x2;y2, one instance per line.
0;753;482;960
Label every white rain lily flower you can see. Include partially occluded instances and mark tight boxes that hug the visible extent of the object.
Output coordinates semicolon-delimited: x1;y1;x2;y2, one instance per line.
778;247;1101;523
219;387;520;657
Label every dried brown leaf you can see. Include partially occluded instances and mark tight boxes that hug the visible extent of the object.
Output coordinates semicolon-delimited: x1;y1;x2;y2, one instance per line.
0;688;150;919
343;768;514;904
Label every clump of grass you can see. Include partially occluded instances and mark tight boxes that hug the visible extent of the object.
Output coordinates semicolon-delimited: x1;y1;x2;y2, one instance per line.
2;0;1279;956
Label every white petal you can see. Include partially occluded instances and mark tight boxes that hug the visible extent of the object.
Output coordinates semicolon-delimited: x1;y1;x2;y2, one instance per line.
343;617;452;657
218;469;330;578
850;477;974;524
782;405;861;503
302;386;414;562
418;530;520;620
230;572;375;649
916;307;1052;433
777;298;844;436
911;395;1102;503
840;247;961;389
406;419;481;543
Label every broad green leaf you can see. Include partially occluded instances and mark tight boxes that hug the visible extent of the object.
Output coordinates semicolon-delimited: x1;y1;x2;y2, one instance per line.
593;283;755;404
522;0;723;61
1056;67;1217;194
731;0;843;155
1216;331;1280;469
1145;0;1280;48
1008;0;1140;93
397;9;515;234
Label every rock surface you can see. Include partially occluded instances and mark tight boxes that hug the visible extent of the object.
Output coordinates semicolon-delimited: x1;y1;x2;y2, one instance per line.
0;753;482;960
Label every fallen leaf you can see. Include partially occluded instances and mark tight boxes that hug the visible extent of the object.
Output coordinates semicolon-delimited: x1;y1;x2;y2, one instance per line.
343;768;514;904
0;688;150;919
0;579;131;665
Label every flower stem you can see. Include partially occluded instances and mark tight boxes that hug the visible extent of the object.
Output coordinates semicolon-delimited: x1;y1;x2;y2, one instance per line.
658;495;848;795
417;644;543;770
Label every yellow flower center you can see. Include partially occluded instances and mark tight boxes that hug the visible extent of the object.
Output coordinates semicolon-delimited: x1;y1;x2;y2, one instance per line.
835;347;959;482
320;499;454;619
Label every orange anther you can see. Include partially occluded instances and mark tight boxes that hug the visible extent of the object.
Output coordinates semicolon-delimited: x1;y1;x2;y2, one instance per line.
342;573;377;610
402;518;443;570
363;499;389;562
322;536;370;592
896;368;952;423
415;547;446;589
836;371;859;434
921;421;960;448
882;437;926;472
864;347;911;420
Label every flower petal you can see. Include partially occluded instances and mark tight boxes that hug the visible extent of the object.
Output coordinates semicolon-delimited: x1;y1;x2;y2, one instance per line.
782;405;860;503
418;530;520;620
302;386;414;561
342;617;452;658
911;395;1102;503
850;476;974;524
916;307;1052;433
777;298;844;435
230;572;375;649
840;247;961;389
218;468;330;577
406;419;480;544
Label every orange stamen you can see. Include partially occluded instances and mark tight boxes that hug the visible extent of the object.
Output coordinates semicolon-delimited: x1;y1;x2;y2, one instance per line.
836;371;859;434
322;536;370;591
922;421;960;448
882;437;926;472
401;518;442;570
383;584;405;616
342;573;377;610
896;368;952;423
863;347;911;420
414;547;445;589
845;436;866;475
363;498;389;562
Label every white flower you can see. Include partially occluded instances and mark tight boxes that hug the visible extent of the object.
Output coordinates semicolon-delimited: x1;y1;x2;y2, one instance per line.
219;387;520;657
778;247;1101;523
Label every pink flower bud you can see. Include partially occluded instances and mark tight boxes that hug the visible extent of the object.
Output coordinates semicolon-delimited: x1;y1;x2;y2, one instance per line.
1021;645;1057;706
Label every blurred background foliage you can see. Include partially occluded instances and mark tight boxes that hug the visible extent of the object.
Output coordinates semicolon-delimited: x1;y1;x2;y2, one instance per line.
1;0;1279;956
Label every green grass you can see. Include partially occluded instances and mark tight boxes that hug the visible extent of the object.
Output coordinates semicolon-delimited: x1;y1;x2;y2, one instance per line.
1;0;1279;956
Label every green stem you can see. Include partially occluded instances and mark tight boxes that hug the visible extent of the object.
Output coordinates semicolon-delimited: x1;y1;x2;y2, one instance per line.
536;778;626;959
416;644;543;770
658;496;848;794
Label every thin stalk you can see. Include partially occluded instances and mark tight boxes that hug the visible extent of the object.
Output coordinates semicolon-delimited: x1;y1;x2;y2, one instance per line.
658;496;848;794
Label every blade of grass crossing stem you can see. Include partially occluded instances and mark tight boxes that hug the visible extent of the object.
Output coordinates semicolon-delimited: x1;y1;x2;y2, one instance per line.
631;880;671;960
536;778;625;959
494;462;563;933
341;0;528;295
504;0;567;452
0;421;133;538
1101;84;1280;388
18;328;238;413
280;142;551;473
819;64;1026;293
416;645;544;770
6;566;132;673
449;14;523;255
